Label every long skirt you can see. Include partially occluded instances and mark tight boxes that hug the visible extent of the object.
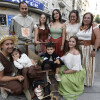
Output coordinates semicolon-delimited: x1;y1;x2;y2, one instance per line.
22;65;43;89
80;45;95;86
3;81;23;95
50;37;63;57
58;65;86;100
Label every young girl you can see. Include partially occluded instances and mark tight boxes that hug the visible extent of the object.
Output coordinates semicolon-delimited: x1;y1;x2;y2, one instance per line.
11;48;43;100
50;9;66;57
11;48;37;69
34;14;50;55
58;36;86;100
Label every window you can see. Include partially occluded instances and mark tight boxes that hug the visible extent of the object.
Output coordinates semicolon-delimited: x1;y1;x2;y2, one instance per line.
42;0;48;9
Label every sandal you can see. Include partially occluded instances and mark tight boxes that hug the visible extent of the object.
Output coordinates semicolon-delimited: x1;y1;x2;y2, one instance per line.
55;74;61;81
1;91;8;99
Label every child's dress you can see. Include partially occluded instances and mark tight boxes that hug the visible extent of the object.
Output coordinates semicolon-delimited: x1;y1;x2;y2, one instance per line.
13;53;43;89
14;53;33;69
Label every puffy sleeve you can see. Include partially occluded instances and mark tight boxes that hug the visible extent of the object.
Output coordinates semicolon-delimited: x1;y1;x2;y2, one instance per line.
0;62;4;71
71;55;83;71
14;61;23;69
61;56;64;61
17;53;30;64
34;24;38;28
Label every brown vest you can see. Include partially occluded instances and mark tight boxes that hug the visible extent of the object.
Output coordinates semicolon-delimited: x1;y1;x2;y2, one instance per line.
37;24;50;41
0;52;13;76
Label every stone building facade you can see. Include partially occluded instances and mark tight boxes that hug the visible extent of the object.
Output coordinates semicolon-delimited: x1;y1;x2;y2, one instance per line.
0;0;89;36
81;0;89;15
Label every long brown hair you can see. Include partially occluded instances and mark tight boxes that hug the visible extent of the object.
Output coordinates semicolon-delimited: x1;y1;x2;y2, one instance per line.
66;36;81;54
69;10;80;23
81;12;93;30
10;48;22;62
39;14;48;29
52;9;62;23
64;36;82;61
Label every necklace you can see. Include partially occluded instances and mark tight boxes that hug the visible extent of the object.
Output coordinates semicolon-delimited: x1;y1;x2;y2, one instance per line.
80;26;89;31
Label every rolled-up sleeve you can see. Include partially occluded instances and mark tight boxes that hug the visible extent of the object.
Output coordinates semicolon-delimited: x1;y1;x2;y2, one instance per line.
0;62;4;71
14;61;23;69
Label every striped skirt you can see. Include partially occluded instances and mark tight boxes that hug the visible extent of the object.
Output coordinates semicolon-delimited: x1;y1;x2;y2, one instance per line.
80;45;95;86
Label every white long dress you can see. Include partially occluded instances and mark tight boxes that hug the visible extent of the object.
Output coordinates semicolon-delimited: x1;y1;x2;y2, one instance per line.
76;26;98;86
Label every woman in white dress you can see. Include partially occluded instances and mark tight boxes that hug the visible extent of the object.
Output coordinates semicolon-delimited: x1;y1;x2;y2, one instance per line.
64;10;81;53
76;12;100;86
58;36;86;100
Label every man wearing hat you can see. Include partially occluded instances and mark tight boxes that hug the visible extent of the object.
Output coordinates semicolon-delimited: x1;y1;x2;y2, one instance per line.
0;35;24;98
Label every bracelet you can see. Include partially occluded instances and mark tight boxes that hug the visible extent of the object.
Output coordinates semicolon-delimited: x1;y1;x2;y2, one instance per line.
93;48;97;52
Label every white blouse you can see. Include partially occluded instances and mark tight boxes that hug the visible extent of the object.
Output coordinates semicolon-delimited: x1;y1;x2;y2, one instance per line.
76;25;98;40
0;62;4;71
0;57;10;71
14;53;33;69
34;24;38;28
61;53;83;71
66;23;81;41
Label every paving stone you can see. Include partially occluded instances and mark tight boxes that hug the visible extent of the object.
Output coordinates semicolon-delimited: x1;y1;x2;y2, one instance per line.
0;72;100;100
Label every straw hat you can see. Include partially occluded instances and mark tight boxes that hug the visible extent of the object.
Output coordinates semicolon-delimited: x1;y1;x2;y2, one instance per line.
0;35;18;48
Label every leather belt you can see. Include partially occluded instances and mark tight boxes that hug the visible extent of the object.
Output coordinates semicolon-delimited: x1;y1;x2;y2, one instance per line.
78;40;92;46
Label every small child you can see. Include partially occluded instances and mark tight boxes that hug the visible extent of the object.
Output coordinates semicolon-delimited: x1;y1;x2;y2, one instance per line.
11;48;37;70
42;42;61;84
10;48;41;100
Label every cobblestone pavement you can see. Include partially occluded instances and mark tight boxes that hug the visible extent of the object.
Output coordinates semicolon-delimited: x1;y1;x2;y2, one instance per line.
0;72;100;100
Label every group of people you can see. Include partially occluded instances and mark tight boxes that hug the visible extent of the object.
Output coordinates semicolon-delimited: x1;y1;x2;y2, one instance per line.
0;1;100;100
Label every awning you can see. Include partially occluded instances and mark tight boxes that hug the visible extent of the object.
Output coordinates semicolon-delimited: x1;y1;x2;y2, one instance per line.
0;1;50;16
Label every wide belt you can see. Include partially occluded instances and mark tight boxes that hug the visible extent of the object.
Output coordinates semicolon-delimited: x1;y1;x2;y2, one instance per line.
78;40;92;46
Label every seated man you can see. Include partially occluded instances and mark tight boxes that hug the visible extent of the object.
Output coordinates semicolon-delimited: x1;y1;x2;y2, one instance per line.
0;35;24;99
